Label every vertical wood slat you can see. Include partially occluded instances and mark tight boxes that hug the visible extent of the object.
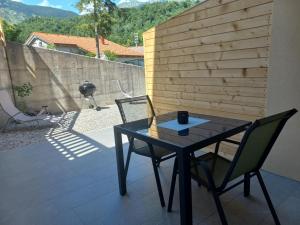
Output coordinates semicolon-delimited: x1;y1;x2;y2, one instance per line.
143;0;274;154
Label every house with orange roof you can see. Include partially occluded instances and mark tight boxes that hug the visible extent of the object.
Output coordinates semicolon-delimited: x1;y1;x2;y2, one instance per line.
25;32;144;66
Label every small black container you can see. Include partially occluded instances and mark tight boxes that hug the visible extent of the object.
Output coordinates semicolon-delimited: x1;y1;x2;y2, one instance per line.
177;111;189;124
178;128;189;136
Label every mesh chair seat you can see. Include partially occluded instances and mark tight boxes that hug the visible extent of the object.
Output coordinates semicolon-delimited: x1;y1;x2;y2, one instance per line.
191;153;231;188
133;139;173;158
168;109;297;225
115;95;177;208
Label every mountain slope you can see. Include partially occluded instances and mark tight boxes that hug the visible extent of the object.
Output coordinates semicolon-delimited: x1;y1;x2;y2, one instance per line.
7;1;198;46
117;0;146;8
0;0;77;24
117;0;201;8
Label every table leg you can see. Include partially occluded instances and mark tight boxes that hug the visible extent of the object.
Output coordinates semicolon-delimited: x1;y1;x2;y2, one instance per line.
178;150;193;225
114;127;126;195
244;173;250;197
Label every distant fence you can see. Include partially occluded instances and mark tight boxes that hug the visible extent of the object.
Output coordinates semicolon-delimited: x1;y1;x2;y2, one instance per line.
0;42;145;126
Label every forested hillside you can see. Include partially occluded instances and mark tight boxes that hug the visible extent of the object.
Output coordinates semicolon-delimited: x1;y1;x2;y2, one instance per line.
3;1;198;46
0;0;77;24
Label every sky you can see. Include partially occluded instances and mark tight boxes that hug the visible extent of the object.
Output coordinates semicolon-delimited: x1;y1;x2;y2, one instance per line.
10;0;127;13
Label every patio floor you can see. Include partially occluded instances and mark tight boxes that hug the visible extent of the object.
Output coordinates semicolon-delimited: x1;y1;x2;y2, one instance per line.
0;126;299;225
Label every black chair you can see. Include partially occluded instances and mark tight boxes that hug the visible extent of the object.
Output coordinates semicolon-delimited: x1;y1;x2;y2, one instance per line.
168;108;297;225
115;95;176;207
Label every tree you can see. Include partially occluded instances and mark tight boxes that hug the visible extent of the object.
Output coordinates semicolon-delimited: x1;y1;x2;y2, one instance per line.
2;20;20;42
11;2;197;45
104;50;117;61
76;0;116;58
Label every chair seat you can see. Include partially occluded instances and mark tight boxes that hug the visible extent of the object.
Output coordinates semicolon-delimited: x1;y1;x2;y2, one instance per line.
133;139;173;159
191;152;231;188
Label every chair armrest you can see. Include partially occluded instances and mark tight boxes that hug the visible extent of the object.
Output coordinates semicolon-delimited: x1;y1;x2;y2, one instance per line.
222;139;241;145
213;139;240;156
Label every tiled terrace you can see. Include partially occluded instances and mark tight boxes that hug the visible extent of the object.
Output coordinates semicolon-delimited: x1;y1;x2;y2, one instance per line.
1;126;299;225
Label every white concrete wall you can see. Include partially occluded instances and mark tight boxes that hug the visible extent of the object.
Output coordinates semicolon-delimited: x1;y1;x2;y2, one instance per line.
0;42;145;127
265;0;300;181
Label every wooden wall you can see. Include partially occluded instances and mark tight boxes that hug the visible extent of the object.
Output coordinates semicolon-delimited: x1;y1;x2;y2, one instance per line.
143;0;273;155
144;0;273;121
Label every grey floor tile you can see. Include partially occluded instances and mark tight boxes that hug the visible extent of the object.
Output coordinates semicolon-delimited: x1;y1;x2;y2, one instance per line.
259;196;300;225
1;127;300;225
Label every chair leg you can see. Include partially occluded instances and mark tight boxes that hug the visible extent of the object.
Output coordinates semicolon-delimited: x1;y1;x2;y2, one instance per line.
244;173;250;197
35;120;40;128
156;160;161;168
211;190;229;225
151;157;165;207
256;171;281;225
191;152;201;188
168;158;178;212
125;139;135;177
124;149;132;178
2;118;14;133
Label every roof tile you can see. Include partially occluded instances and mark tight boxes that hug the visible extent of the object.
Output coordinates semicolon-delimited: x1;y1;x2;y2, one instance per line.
31;32;143;57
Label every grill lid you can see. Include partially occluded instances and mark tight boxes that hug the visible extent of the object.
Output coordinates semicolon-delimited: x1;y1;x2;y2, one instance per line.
79;80;96;97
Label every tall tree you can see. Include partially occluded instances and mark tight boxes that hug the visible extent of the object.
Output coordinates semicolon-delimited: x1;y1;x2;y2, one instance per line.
76;0;116;58
2;20;20;42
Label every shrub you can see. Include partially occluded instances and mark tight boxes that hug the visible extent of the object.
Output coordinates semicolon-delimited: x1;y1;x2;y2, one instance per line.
14;82;33;98
104;50;117;61
86;52;96;57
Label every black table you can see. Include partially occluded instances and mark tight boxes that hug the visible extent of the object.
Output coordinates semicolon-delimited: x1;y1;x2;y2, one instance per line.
114;112;251;225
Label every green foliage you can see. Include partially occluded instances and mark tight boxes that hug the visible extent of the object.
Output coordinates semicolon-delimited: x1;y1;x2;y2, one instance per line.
85;51;96;57
104;50;117;61
47;43;56;50
0;0;77;24
14;16;94;43
8;1;198;46
76;0;116;57
14;82;33;98
109;1;197;46
2;19;20;41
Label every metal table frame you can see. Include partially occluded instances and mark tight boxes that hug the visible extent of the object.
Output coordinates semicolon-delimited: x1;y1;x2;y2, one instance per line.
114;113;251;225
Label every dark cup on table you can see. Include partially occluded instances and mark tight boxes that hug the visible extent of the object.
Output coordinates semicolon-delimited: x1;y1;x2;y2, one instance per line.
177;111;189;124
178;128;189;136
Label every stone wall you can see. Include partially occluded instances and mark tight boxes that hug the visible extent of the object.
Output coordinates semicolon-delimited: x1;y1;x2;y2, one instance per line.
0;42;145;126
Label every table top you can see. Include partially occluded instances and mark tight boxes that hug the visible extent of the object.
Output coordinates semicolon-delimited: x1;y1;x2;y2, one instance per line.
114;112;251;152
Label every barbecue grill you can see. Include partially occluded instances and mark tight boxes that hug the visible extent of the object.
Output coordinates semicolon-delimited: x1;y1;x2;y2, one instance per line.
79;81;101;111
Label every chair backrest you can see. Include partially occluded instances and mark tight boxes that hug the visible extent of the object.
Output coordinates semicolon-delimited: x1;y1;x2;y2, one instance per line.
223;109;297;185
115;95;155;124
0;90;20;117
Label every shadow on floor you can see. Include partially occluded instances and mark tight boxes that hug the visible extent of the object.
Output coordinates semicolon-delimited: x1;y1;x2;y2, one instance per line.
0;125;299;225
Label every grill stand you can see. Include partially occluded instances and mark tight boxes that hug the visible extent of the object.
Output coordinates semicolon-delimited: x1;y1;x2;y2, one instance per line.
85;95;101;111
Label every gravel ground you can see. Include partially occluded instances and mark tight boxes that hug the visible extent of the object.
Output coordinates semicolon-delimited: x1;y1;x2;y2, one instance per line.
0;104;123;151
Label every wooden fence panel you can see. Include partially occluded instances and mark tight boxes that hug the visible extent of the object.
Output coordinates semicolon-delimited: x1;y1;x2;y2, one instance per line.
143;0;273;156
